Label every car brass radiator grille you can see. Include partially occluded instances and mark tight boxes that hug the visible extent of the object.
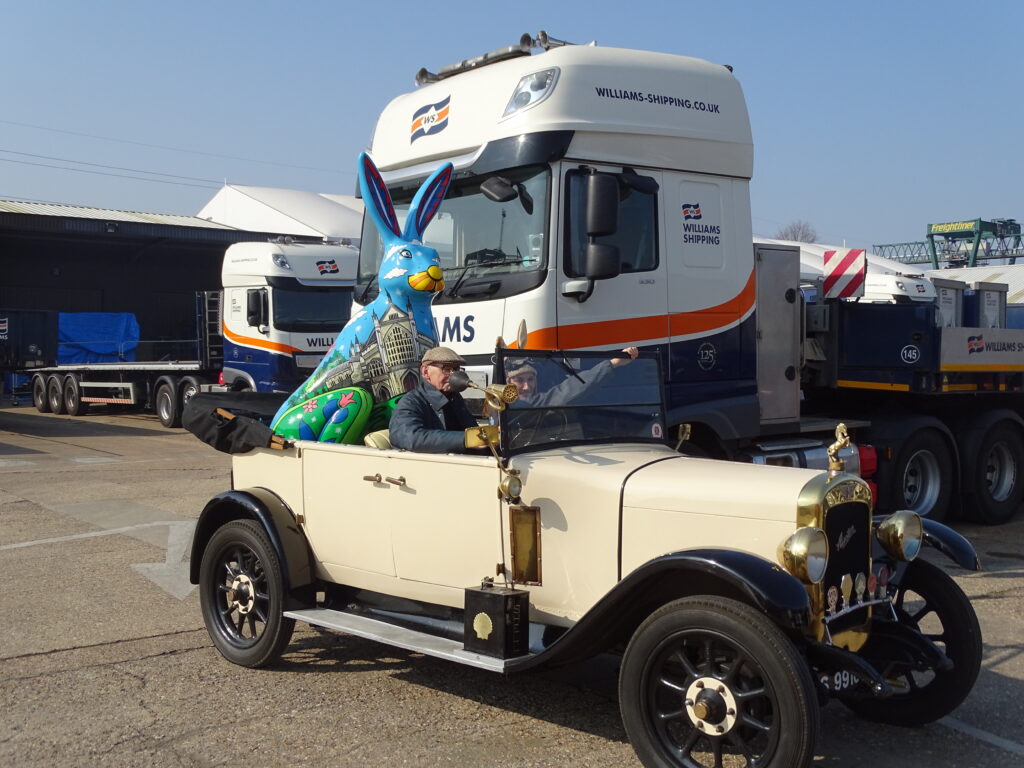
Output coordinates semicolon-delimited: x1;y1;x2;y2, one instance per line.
822;501;871;634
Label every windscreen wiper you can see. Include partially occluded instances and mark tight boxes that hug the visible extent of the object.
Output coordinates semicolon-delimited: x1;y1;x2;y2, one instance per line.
357;272;378;305
557;352;584;383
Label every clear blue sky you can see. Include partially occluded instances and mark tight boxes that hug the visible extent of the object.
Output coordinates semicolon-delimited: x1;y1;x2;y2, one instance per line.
3;1;1022;248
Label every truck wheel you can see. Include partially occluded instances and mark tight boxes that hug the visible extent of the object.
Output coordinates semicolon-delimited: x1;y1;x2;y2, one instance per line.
199;519;295;668
47;376;67;415
619;596;819;768
32;375;51;413
155;382;180;428
964;421;1024;525
842;559;981;726
63;376;89;416
180;376;202;410
888;429;952;521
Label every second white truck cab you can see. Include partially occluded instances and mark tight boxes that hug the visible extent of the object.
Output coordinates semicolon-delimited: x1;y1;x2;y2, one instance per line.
222;241;358;392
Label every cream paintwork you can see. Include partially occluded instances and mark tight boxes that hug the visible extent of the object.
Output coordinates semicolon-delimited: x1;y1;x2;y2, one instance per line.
236;442;505;608
620;457;822;575
231;439;816;626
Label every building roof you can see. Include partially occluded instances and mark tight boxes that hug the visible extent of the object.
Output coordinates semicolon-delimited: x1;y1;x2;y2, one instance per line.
197;184;364;240
0;199;237;229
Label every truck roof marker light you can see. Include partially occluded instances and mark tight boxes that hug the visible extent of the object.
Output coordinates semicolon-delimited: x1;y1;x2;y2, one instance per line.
503;68;560;119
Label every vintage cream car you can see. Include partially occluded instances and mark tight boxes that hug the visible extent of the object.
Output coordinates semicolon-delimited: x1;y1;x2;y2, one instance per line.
190;349;982;768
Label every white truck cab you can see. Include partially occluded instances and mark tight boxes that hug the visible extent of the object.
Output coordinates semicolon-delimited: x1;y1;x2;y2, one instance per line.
357;38;757;428
222;241;358;392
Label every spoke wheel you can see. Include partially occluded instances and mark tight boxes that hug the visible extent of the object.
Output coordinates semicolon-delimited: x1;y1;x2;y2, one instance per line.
620;596;818;768
842;559;981;726
199;520;294;668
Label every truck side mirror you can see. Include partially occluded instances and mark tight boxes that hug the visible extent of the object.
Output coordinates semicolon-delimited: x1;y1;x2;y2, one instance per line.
246;288;267;329
585;243;621;280
585;173;619;237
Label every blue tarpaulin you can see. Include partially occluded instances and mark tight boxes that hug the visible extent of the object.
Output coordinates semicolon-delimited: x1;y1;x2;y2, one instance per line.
58;313;140;364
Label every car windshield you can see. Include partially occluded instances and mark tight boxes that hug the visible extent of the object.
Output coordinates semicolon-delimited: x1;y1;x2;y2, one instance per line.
494;349;665;453
357;165;549;305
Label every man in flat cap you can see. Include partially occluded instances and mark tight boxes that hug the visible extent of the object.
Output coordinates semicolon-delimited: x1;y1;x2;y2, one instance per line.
389;346;479;453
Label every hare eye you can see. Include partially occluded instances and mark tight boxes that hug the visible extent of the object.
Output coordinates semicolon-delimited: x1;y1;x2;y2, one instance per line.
399;249;412;259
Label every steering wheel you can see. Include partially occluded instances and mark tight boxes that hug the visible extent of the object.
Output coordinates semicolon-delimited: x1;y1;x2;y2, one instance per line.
514;409;569;447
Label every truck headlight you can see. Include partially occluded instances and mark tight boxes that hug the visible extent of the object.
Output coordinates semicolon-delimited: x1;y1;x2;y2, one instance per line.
875;510;923;561
503;68;559;118
779;527;829;584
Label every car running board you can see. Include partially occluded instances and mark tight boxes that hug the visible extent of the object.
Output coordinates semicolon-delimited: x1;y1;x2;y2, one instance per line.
284;608;529;672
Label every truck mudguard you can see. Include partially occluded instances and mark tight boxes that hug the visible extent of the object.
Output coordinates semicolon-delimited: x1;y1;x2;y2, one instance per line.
507;549;811;672
189;488;315;591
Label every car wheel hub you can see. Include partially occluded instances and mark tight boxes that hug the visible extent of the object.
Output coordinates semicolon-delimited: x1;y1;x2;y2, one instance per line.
228;574;256;615
684;676;737;734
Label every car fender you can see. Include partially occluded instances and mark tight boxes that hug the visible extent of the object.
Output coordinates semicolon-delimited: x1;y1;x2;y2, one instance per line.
509;549;810;671
189;488;315;590
922;518;982;570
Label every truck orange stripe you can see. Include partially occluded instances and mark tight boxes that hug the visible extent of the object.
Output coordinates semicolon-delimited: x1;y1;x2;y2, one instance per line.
222;323;301;355
509;270;756;349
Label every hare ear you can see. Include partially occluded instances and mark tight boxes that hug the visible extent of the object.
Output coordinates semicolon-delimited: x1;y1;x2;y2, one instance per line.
357;152;402;243
403;162;453;242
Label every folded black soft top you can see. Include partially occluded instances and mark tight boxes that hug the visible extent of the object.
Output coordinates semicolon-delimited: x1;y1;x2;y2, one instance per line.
183;392;289;454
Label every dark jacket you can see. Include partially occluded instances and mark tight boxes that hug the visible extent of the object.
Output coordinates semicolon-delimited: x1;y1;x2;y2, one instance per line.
389;381;478;453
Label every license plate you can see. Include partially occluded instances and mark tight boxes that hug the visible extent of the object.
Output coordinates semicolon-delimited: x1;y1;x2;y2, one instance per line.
820;670;859;692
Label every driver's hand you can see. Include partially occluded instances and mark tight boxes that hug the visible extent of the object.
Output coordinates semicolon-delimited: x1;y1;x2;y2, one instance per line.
611;346;639;367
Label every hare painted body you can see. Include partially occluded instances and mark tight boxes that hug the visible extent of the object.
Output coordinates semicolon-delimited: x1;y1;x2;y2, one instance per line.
270;153;452;442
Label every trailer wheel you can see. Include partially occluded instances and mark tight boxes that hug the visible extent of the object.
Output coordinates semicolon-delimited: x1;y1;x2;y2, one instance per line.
155;382;181;428
32;375;51;413
46;376;67;415
888;429;952;522
964;421;1024;525
63;376;89;416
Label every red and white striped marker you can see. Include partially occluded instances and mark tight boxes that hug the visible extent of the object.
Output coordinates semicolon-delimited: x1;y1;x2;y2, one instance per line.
823;249;866;299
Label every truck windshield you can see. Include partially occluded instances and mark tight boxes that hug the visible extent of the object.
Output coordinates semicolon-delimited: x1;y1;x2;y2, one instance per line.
357;165;549;305
272;286;353;332
495;349;665;453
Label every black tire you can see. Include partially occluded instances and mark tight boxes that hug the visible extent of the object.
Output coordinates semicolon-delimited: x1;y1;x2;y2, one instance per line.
47;376;67;415
180;375;202;411
886;428;953;522
199;519;295;668
619;596;819;768
32;375;51;413
155;382;180;428
63;376;89;416
843;559;981;727
964;421;1024;525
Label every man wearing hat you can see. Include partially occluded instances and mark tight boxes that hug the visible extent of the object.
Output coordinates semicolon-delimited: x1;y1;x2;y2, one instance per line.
389;346;479;453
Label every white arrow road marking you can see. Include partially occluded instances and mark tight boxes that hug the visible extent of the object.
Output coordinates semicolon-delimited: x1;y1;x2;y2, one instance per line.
2;520;198;600
131;521;197;600
940;716;1024;758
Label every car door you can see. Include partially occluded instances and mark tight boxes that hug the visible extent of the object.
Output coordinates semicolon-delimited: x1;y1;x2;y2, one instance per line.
301;443;397;578
386;451;506;589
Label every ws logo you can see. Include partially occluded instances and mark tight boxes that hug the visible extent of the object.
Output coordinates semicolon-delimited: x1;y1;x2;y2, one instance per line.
434;314;475;343
411;96;450;144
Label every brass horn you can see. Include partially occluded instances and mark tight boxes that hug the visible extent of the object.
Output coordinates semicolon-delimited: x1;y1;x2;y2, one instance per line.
448;370;518;412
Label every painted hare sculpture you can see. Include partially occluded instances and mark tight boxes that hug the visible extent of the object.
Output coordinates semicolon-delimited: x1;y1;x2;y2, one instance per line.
270;152;453;443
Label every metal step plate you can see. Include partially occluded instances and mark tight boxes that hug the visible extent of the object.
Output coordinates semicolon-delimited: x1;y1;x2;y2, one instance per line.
284;608;526;672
